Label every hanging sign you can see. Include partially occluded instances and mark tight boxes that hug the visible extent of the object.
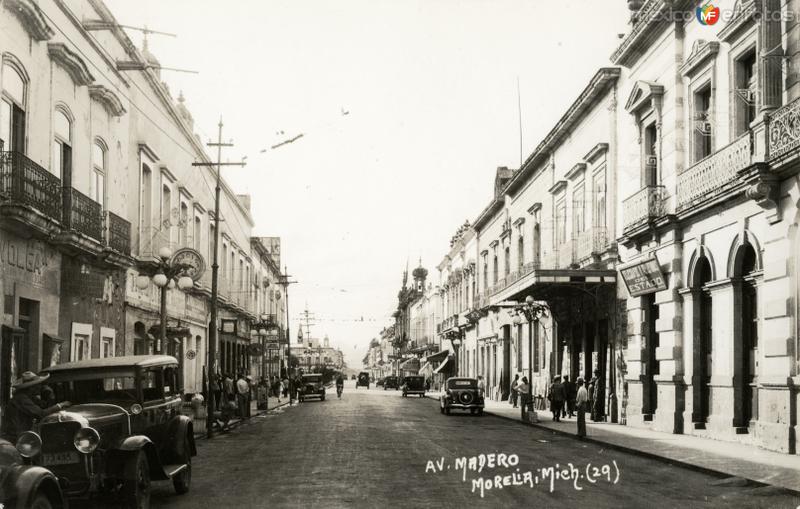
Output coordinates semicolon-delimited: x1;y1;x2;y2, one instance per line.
619;254;667;297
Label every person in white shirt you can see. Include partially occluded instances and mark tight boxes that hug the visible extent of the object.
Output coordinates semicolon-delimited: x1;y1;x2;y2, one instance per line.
236;374;250;418
517;377;530;420
477;376;486;397
575;377;589;437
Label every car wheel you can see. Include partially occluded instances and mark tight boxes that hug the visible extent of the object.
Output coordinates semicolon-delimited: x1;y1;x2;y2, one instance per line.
123;449;151;509
445;407;451;415
321;394;326;401
29;493;53;509
173;435;192;495
470;409;476;415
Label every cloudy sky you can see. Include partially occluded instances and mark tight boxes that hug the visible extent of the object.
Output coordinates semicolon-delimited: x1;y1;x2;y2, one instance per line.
105;0;630;368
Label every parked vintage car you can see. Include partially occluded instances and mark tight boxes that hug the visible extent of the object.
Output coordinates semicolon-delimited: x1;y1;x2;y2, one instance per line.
355;372;370;389
440;377;484;415
299;374;326;401
383;376;399;390
30;355;196;507
401;375;426;398
0;437;66;509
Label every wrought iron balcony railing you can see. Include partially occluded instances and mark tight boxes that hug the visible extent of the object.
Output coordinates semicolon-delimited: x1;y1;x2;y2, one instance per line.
676;133;751;213
576;226;609;260
0;151;62;222
105;211;131;254
622;185;667;232
63;187;103;241
769;97;800;160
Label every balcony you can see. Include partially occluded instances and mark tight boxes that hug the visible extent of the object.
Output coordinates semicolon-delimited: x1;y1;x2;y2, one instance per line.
0;150;62;222
438;314;459;334
768;97;800;161
105;211;131;255
622;185;667;232
63;187;103;242
676;133;752;213
576;226;609;261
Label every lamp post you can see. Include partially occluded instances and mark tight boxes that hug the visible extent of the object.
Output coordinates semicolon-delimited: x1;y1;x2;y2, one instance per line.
250;313;278;410
514;295;549;385
450;330;463;377
135;246;196;355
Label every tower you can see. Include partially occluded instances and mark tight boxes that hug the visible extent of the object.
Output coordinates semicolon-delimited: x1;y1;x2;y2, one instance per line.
412;261;428;293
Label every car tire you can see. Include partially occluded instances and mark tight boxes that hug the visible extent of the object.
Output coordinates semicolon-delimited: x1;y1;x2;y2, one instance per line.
321;394;325;401
123;449;151;509
173;435;192;495
29;493;53;509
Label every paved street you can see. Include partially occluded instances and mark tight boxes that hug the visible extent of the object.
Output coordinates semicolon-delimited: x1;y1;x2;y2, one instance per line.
151;382;800;509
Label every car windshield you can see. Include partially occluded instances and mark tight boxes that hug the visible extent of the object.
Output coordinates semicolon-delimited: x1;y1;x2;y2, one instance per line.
303;376;322;383
447;379;477;389
50;376;138;404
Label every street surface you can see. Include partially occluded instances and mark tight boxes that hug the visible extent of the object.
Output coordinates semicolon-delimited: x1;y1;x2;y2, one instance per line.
150;381;800;509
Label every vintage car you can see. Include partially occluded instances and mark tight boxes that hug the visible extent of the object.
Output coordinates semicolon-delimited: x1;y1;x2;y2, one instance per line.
0;437;66;509
30;355;196;507
355;372;370;389
383;376;400;390
440;377;484;415
299;374;326;401
401;375;426;398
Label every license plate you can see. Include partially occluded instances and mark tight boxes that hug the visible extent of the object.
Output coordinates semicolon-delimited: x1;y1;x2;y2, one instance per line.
43;451;80;466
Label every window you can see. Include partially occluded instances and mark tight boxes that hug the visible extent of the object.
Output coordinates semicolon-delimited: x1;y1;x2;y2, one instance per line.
504;246;510;276
482;255;488;291
179;202;188;246
1;62;26;153
141;163;153;238
161;185;171;232
142;368;164;401
517;236;524;272
70;323;92;362
194;215;202;251
594;171;607;229
53;108;72;180
644;123;658;186
555;200;567;247
573;183;585;235
693;85;713;162
532;218;541;265
100;327;115;358
492;253;498;284
209;224;216;261
734;49;757;136
91;141;106;206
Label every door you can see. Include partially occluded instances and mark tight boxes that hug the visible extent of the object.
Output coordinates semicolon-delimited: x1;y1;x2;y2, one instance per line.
742;282;758;425
502;326;511;400
643;294;659;418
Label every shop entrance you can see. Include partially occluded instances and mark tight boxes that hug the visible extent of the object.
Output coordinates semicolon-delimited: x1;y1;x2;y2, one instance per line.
17;298;38;372
642;293;659;420
692;256;713;427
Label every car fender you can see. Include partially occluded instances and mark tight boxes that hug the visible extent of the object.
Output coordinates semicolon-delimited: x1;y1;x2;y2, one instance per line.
108;436;170;481
166;414;197;459
11;465;66;509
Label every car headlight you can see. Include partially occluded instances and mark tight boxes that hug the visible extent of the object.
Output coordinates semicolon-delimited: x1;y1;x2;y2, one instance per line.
73;427;101;454
16;431;42;458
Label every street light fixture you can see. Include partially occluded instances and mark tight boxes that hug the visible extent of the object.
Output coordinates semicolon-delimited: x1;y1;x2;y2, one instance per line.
514;296;549;387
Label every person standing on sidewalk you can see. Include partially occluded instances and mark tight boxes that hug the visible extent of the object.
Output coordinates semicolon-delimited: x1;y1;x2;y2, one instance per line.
517;377;530;420
510;374;520;408
477;376;486;398
236;373;250;418
575;377;588;438
563;375;577;418
549;376;566;422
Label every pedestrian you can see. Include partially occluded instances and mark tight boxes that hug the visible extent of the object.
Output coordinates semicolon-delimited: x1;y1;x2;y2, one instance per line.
517;377;530;420
589;369;602;422
211;373;222;412
549;376;566;422
576;377;589;438
236;373;249;418
282;376;289;398
477;375;486;398
277;378;284;402
564;375;577;418
425;377;431;391
0;372;71;442
510;374;520;408
224;373;235;403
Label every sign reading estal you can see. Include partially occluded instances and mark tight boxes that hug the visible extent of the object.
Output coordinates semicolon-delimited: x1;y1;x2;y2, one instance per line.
620;255;667;297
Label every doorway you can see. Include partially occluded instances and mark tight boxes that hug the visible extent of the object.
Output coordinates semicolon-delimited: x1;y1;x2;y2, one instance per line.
642;293;659;419
17;298;39;372
502;326;511;400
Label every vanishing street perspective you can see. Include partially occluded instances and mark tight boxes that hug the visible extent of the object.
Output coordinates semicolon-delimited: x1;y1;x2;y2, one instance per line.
3;0;800;508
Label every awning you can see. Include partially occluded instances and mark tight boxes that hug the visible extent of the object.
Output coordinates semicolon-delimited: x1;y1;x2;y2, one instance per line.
433;356;452;374
399;358;420;370
418;362;432;374
426;350;449;363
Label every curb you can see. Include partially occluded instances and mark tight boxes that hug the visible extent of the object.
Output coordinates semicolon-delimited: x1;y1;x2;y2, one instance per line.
424;394;799;494
193;400;293;440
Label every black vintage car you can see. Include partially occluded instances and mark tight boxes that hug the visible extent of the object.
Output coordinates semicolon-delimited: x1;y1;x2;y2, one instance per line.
299;374;326;402
440;377;484;415
0;437;66;509
401;375;426;398
383;376;399;390
32;355;196;507
355;372;370;389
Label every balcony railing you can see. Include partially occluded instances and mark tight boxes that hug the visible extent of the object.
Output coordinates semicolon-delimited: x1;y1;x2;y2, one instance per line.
438;314;459;333
576;226;609;260
676;133;752;213
0;151;62;222
64;187;103;241
622;185;667;232
769;97;800;160
106;211;131;254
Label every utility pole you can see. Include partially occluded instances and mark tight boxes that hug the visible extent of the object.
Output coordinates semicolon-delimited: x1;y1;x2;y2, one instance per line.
278;267;297;404
298;305;317;342
191;118;245;438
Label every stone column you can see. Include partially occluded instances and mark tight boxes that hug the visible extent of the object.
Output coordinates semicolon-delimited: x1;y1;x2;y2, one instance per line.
679;288;699;434
624;296;646;426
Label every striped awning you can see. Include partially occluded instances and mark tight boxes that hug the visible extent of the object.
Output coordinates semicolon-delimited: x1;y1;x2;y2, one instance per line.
433;356;452;374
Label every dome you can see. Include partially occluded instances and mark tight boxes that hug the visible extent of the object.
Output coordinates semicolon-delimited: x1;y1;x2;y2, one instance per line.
412;266;428;280
176;91;194;128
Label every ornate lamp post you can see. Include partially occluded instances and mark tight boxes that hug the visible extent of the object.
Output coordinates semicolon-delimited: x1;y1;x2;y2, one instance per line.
250;313;279;410
135;246;202;355
514;296;549;385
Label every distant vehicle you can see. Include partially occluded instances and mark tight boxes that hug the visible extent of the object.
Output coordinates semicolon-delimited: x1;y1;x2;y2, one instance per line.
351;375;356;380
440;377;484;416
299;374;326;401
376;378;384;387
356;372;370;389
402;375;426;398
383;376;399;390
1;437;66;509
36;355;196;506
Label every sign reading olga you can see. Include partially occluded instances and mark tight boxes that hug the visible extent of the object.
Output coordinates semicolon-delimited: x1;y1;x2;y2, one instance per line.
619;255;667;297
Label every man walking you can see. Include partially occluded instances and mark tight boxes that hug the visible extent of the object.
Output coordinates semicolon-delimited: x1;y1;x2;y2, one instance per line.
517;377;530;421
236;373;250;418
510;374;520;408
576;377;589;438
549;376;566;422
477;375;486;398
563;375;577;418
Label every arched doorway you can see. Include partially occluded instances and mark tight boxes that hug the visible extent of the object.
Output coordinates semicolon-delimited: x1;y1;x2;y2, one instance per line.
691;257;713;427
733;243;759;429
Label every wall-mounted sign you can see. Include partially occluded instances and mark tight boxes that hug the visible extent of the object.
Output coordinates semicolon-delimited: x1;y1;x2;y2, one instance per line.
186;350;196;360
620;255;667;297
170;247;206;282
221;319;237;334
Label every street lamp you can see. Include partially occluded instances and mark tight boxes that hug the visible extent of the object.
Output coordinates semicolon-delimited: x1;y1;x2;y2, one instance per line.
450;330;463;377
250;313;279;410
514;295;549;386
135;246;197;354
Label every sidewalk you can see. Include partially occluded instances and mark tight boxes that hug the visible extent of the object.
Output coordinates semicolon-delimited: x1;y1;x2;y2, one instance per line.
426;391;800;493
191;396;292;439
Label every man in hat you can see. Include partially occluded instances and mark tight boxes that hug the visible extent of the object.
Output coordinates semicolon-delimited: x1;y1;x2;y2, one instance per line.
0;371;71;442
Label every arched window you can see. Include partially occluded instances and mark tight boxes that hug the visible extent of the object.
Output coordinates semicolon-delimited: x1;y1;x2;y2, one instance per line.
53;107;72;180
179;201;188;246
1;61;26;152
91;140;106;206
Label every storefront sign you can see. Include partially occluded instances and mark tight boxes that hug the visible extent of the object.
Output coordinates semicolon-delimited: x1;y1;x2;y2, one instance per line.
0;234;59;290
620;255;667;297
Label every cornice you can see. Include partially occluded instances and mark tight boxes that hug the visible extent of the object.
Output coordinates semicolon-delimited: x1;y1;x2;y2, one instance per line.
159;165;177;183
138;143;159;163
625;80;664;115
527;202;542;215
192;202;207;214
178;185;194;200
680;40;719;78
513;217;525;227
718;0;759;43
548;180;567;195
583;143;609;163
89;84;126;116
565;162;587;181
610;0;671;67
48;42;95;86
4;0;54;41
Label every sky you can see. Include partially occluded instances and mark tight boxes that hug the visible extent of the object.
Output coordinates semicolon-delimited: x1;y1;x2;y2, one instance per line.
104;0;630;369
